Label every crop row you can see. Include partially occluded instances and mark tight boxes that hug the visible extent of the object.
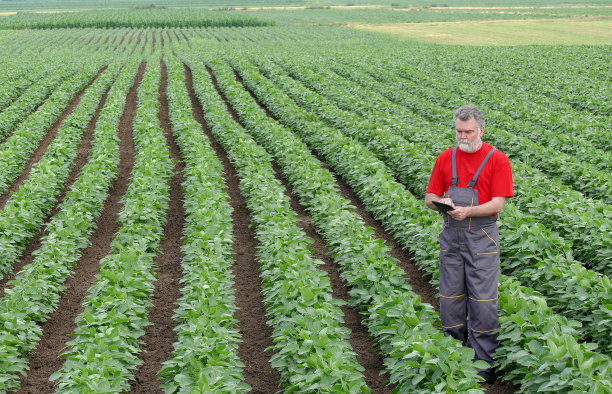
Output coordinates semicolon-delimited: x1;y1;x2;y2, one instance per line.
0;9;274;29
51;54;173;392
267;53;612;277
195;53;491;391
159;53;249;393
0;60;104;197
183;52;370;392
0;56;138;392
0;59;119;280
224;52;611;391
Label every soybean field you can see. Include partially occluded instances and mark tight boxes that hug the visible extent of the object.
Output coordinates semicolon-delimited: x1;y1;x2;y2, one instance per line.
0;3;610;393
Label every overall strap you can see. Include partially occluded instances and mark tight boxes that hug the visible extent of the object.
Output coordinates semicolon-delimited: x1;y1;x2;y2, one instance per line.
451;147;458;186
468;148;497;189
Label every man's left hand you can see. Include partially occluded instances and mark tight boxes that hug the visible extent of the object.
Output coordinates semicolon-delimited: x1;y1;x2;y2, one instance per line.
448;206;471;221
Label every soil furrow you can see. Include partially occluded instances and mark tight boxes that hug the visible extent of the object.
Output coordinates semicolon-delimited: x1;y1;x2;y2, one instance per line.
210;66;391;392
129;60;184;394
15;63;145;393
0;66;107;211
184;64;282;393
232;69;519;393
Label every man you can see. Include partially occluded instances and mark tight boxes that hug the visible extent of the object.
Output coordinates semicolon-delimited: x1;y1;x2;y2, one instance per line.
425;105;513;383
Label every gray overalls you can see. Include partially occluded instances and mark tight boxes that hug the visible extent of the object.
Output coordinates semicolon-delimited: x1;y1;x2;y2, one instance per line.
439;147;500;366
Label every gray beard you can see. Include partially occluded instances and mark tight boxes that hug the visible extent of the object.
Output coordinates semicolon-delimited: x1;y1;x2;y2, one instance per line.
458;136;482;153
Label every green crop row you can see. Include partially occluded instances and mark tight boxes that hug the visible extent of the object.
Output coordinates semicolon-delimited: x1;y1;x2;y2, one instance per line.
184;52;370;393
51;54;173;392
332;53;612;172
226;53;612;392
0;9;273;29
0;58;119;280
159;53;249;393
351;45;612;166
268;52;612;277
200;53;489;392
0;56;138;392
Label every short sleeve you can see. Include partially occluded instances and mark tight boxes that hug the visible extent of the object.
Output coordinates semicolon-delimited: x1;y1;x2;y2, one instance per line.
426;154;445;196
491;152;514;198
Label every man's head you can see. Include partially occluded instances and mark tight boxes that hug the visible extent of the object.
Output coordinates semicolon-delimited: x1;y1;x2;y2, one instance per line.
454;105;484;153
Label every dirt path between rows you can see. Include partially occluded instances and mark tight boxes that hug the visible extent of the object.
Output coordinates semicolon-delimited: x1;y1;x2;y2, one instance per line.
129;60;184;394
184;64;283;392
15;63;145;393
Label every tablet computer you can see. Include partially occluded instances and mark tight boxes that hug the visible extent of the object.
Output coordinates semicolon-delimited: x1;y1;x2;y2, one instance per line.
433;201;455;213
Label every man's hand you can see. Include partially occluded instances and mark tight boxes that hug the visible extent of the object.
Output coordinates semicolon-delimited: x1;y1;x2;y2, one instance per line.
425;193;455;211
448;205;470;221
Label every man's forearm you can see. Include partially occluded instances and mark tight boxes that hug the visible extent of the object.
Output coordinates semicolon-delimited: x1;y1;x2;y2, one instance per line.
463;197;506;217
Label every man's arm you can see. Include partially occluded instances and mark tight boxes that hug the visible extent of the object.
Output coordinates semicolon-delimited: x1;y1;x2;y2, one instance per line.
448;196;506;221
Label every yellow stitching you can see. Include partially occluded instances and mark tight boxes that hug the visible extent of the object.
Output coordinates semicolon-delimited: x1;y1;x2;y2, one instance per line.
470;195;474;229
481;228;498;247
440;293;465;299
441;249;447;252
470;327;497;333
443;323;465;329
468;297;497;302
476;252;498;255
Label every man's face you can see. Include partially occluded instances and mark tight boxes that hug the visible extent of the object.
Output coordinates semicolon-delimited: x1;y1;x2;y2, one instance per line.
455;117;483;153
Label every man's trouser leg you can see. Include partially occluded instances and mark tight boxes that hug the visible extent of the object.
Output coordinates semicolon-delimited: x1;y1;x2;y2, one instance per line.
465;223;500;365
439;227;468;344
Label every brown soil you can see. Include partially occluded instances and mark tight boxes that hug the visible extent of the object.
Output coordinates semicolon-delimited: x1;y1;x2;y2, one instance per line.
184;64;283;392
140;31;147;54
129;60;184;394
15;63;144;393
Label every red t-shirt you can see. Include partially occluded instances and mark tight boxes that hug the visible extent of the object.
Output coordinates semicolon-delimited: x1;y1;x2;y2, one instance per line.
426;142;514;206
